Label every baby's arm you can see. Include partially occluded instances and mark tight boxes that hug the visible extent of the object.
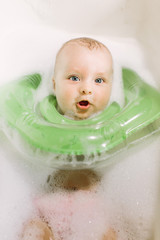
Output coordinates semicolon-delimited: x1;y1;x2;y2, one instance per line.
21;219;54;240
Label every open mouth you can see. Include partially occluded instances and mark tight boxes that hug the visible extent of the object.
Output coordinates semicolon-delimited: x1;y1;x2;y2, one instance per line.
77;100;90;109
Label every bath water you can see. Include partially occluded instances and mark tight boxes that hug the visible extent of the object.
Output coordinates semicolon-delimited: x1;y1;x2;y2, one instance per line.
0;26;159;240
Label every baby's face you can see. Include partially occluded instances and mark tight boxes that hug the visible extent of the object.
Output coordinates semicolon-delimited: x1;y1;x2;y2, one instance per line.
53;44;113;120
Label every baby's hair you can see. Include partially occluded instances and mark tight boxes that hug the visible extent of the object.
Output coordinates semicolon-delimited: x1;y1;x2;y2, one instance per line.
59;37;108;51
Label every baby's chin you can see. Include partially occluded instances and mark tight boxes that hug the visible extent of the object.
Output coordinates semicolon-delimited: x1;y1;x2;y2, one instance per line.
64;110;103;121
62;111;88;120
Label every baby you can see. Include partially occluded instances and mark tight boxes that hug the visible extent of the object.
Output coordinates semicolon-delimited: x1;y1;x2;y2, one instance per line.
52;37;113;120
21;38;116;240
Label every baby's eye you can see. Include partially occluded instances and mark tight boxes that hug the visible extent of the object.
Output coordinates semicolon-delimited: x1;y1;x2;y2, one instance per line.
69;76;80;82
95;78;104;83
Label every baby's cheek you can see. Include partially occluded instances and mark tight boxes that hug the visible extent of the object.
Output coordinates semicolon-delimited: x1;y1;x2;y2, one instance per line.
60;89;74;104
103;87;111;102
96;94;109;110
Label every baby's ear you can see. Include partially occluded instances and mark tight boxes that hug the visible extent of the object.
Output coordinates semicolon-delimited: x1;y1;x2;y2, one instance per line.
52;78;56;91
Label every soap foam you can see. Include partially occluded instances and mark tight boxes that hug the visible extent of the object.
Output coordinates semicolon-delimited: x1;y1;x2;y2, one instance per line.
1;129;159;240
35;189;110;240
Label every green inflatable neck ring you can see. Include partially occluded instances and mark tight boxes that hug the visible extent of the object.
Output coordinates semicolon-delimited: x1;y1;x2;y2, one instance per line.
0;68;160;168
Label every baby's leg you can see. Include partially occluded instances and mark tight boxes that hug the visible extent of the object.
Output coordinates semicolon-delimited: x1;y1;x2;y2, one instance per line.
102;228;117;240
21;219;54;240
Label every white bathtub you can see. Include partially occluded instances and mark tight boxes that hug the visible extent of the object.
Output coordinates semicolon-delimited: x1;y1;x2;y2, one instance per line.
0;1;160;239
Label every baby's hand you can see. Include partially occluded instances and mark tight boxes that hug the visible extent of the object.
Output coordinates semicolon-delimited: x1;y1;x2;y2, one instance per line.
21;219;54;240
102;228;117;240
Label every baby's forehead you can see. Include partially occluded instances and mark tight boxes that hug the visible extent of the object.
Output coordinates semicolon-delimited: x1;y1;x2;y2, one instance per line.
55;43;113;70
54;41;113;77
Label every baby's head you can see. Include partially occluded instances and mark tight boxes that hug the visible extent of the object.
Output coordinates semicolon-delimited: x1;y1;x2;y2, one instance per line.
52;37;113;120
46;169;101;192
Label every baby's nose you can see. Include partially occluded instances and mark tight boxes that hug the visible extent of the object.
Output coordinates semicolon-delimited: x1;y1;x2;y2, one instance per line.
80;83;92;95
